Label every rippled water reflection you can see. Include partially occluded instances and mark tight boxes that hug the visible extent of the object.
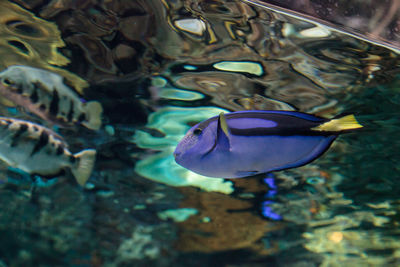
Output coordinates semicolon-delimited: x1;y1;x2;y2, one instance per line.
0;0;400;266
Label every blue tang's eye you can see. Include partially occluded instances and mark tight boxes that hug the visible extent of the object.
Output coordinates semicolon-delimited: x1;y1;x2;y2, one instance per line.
193;128;202;135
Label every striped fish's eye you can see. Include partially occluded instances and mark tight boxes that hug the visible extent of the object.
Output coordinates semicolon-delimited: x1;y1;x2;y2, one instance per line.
193;128;202;135
1;78;14;86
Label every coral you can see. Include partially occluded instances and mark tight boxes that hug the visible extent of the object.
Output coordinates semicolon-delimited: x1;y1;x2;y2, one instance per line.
157;208;198;222
116;226;160;261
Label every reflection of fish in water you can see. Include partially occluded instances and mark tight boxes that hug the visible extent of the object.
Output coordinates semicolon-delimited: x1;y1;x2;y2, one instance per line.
174;110;363;178
0;65;103;130
0;117;96;186
261;173;282;220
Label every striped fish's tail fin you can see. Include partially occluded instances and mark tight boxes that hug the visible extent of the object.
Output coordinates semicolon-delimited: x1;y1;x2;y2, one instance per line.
312;114;363;132
83;101;103;130
71;149;96;186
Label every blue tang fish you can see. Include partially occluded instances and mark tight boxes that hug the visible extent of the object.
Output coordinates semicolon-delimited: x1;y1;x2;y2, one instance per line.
174;110;363;178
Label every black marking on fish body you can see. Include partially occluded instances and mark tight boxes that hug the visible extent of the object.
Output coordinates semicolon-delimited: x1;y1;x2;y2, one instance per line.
67;100;74;122
30;84;39;103
16;85;23;94
39;104;46;111
229;127;335;137
33;125;39;131
197;112;334;137
10;123;28;147
32;169;65;179
31;131;49;156
225;111;325;122
78;113;86;122
69;155;75;163
49;89;59;116
32;81;47;91
56;145;64;155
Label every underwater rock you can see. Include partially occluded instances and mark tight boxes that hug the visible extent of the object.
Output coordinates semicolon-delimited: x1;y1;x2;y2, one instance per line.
175;178;282;254
88;169;179;266
265;164;400;265
303;212;396;266
0;182;93;266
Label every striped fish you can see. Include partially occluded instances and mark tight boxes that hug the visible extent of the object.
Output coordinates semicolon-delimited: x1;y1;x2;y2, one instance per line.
0;65;102;130
0;117;96;186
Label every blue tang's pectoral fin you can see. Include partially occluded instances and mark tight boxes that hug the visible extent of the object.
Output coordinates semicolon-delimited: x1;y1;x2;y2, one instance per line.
216;112;231;151
235;170;259;177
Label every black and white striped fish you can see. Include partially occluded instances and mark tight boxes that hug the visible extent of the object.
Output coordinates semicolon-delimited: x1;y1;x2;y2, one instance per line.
0;117;96;186
0;65;103;130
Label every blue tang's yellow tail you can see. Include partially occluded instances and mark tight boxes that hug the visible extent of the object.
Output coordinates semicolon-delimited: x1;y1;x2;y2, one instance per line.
311;114;363;132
